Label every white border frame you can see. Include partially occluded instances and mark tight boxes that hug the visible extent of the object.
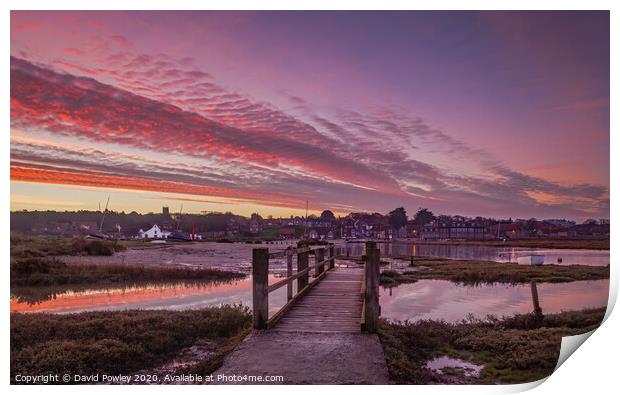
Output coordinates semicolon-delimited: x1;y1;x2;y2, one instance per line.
3;2;616;395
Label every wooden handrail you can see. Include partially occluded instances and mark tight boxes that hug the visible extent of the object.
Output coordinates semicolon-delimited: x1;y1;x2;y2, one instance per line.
360;265;366;330
267;257;332;293
268;266;310;293
252;244;336;329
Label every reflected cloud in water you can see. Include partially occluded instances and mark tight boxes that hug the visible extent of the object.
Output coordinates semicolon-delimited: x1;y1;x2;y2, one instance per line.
11;275;295;319
380;279;609;322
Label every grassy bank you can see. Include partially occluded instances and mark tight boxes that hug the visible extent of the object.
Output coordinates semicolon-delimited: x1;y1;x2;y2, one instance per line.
10;257;245;288
379;307;606;384
403;239;609;250
10;235;247;305
11;235;127;257
379;257;609;287
11;306;251;384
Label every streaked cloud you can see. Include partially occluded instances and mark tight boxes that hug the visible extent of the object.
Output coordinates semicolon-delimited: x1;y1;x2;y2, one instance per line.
9;11;609;219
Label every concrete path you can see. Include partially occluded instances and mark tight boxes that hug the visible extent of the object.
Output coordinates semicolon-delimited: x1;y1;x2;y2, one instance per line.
212;330;389;384
212;265;389;384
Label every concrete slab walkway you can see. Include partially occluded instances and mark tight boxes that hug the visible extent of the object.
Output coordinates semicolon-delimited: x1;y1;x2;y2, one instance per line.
212;330;389;384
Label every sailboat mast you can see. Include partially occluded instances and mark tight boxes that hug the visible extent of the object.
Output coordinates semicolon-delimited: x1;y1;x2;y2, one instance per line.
99;196;110;232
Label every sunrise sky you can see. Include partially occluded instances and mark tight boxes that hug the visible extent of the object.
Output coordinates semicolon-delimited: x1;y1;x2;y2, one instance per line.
10;11;610;220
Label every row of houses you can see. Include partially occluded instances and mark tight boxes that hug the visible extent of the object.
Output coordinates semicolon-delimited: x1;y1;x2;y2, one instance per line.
242;216;607;241
242;217;334;235
416;224;491;240
340;222;408;240
333;217;606;241
25;207;609;241
412;220;608;240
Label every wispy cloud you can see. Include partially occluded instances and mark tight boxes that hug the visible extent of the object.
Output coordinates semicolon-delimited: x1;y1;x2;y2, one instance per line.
9;9;609;221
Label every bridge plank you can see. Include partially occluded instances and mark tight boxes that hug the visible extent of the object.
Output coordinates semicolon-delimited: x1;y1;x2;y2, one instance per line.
274;266;364;333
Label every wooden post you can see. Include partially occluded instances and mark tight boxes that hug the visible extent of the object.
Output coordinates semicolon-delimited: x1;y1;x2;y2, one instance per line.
329;244;335;269
252;248;269;329
316;247;325;276
297;249;309;290
286;250;293;301
531;281;543;320
364;241;380;333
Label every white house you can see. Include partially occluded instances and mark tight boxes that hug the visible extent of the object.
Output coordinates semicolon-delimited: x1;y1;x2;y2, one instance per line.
137;224;171;239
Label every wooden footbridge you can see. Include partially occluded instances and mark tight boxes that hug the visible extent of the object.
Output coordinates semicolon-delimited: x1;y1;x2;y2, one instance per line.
213;241;388;384
252;241;380;333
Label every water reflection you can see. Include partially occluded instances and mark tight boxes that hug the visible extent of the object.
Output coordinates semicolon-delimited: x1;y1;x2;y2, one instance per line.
10;277;241;305
11;275;295;319
12;275;609;324
380;279;609;322
344;242;609;266
426;356;483;377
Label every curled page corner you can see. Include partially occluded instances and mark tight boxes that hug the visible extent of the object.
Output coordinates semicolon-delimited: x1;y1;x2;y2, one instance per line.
507;377;549;392
543;280;616;386
515;330;598;392
554;329;596;372
553;297;615;374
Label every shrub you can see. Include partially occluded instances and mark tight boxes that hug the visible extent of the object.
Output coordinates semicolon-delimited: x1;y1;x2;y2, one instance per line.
10;258;245;289
11;306;252;382
83;240;114;256
378;307;606;384
11;236;126;258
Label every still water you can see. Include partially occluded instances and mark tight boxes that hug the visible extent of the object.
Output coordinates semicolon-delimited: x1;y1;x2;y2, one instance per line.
11;276;608;323
379;279;609;322
10;276;292;318
343;243;609;266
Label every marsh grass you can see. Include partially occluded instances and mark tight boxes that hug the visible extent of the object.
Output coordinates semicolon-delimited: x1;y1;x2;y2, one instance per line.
390;257;609;285
10;306;252;383
10;257;245;289
10;235;245;293
379;307;606;384
11;235;126;258
379;270;418;287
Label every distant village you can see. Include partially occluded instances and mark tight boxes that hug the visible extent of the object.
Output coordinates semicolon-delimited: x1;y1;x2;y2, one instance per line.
10;205;610;242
